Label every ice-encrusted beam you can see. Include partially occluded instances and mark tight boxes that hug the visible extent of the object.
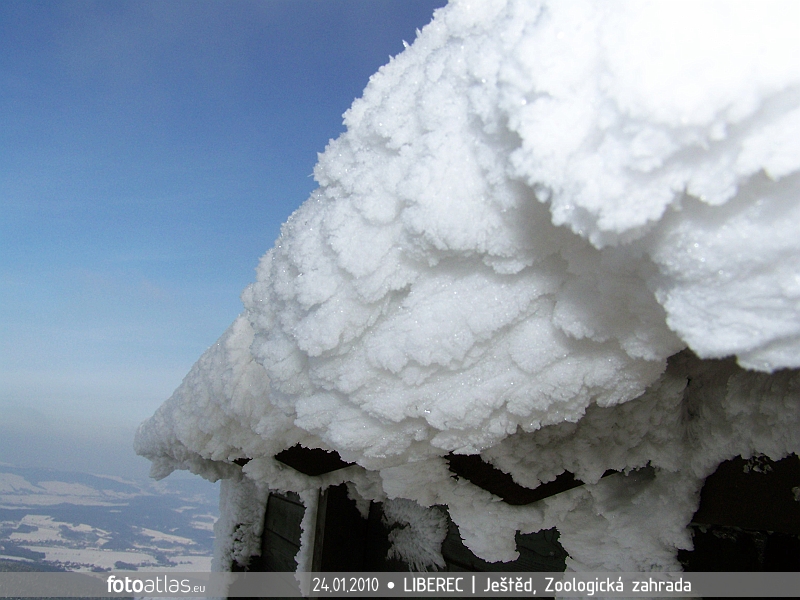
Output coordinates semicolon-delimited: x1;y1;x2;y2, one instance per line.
447;453;617;505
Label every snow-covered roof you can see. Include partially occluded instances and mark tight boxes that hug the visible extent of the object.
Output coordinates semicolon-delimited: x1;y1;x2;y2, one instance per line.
136;0;800;572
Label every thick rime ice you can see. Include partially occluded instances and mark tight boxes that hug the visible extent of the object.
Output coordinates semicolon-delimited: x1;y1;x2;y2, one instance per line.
212;476;269;571
136;0;800;572
383;499;447;571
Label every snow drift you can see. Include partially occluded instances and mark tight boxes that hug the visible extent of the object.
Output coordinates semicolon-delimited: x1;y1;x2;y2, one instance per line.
136;0;800;572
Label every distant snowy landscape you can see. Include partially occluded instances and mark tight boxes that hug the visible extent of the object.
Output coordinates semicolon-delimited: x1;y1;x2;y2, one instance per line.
0;466;217;573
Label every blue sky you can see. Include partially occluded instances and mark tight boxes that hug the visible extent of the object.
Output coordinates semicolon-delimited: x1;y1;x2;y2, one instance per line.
0;0;446;477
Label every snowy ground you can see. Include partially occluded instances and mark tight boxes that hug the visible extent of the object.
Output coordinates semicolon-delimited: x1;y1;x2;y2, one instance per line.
0;466;217;573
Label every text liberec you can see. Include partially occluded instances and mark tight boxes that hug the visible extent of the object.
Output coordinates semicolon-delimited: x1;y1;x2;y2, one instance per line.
404;576;465;593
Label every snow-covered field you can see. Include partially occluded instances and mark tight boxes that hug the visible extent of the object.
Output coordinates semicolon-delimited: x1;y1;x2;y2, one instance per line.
0;467;216;573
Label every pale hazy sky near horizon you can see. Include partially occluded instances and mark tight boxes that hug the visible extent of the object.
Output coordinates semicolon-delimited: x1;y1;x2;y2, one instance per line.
0;0;447;478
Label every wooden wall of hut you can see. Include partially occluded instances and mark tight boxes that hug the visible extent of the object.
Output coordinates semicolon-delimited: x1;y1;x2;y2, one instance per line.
232;452;800;577
239;483;567;573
